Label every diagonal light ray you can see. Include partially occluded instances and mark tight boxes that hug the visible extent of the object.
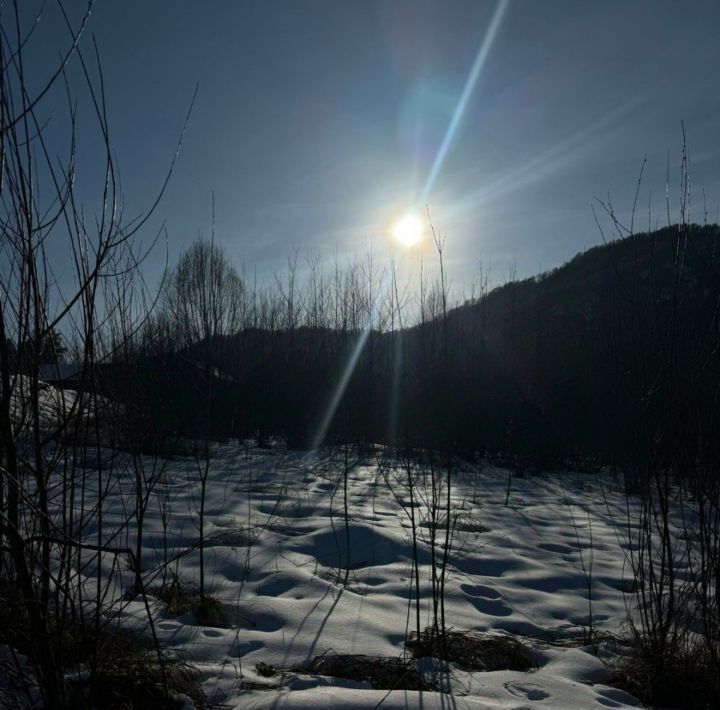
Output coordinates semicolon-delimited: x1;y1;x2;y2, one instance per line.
310;278;388;451
445;94;647;220
420;0;510;204
311;2;509;452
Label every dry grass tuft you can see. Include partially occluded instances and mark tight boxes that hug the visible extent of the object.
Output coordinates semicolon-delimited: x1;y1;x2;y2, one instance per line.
151;578;228;628
192;596;228;629
610;637;719;710
294;652;437;691
152;577;195;616
0;589;207;710
406;628;536;672
66;652;207;709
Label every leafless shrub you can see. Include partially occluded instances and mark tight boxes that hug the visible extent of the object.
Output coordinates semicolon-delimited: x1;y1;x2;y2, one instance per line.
0;2;196;704
597;130;720;707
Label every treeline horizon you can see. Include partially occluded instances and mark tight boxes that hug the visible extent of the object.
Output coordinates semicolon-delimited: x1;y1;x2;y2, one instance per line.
58;220;719;474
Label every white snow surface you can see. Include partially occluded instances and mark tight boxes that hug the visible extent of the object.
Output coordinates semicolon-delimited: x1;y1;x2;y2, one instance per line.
54;444;647;707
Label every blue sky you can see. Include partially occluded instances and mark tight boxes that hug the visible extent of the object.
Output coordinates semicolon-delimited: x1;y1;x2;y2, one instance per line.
24;0;720;293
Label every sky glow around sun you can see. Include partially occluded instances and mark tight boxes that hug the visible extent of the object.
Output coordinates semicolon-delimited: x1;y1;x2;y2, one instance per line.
393;214;423;247
26;0;720;291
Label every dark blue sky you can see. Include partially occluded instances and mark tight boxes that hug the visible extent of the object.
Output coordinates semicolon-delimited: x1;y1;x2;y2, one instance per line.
27;0;720;291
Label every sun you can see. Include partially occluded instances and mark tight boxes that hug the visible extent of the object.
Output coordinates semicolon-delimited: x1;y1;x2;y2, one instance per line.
392;214;423;248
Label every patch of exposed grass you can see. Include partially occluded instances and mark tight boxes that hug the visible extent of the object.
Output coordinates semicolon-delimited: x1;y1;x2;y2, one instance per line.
293;652;437;691
66;651;206;709
406;628;536;672
539;626;620;649
255;661;276;677
0;590;207;710
453;514;489;534
151;578;228;628
610;637;719;710
152;577;194;616
192;596;228;629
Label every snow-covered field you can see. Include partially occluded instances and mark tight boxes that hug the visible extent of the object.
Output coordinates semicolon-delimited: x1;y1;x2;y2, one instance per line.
87;443;643;709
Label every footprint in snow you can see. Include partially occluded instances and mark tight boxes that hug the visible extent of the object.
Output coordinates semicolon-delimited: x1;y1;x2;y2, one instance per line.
228;640;263;658
452;555;520;577
504;681;549;701
254;574;296;596
202;628;224;638
468;596;513;617
460;583;513;616
460;583;502;599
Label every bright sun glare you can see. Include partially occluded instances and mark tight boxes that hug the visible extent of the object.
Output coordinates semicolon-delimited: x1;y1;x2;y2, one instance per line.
393;214;423;248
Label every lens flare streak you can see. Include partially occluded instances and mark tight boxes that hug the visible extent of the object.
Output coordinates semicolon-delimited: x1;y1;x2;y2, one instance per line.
420;0;510;203
310;279;388;450
314;2;509;450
